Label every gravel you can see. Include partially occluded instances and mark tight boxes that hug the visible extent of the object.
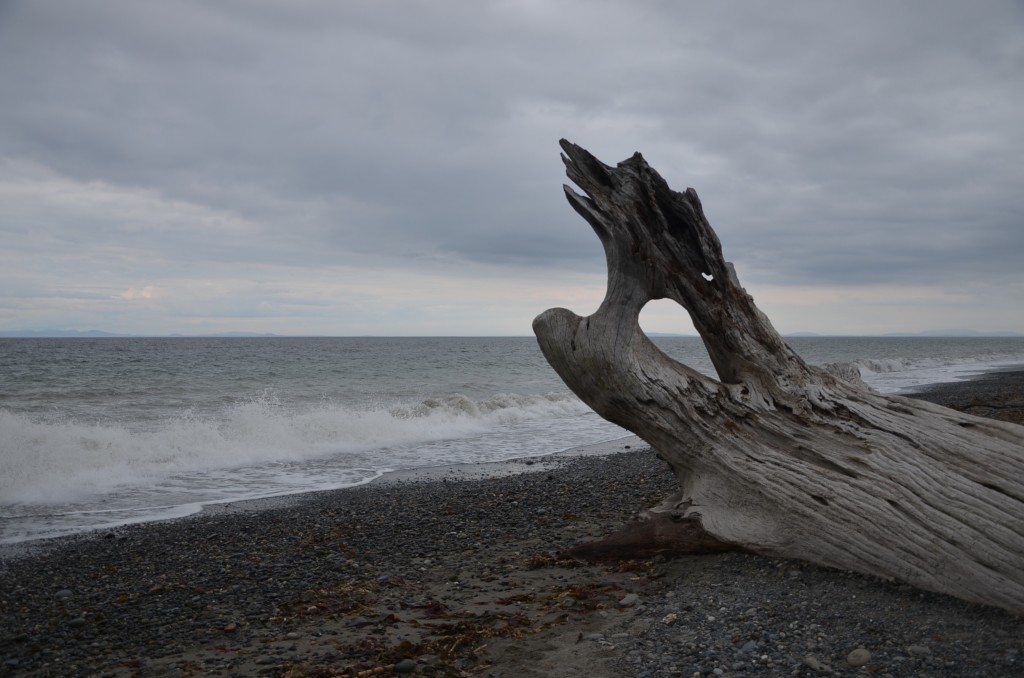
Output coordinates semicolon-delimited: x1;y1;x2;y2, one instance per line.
0;450;677;676
1;370;1022;677
601;551;1021;677
598;369;1024;678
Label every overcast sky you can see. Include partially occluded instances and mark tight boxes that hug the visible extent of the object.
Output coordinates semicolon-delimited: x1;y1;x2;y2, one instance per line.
1;1;1022;336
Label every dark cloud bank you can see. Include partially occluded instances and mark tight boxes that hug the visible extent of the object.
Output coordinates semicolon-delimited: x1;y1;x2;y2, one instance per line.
1;1;1021;334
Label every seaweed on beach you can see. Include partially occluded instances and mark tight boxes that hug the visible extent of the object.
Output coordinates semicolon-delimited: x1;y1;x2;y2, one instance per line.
523;552;582;569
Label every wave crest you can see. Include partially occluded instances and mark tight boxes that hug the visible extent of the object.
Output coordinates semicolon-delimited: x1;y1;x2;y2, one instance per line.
0;390;587;505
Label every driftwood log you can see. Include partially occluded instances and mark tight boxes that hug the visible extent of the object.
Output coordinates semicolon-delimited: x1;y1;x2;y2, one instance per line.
533;140;1024;614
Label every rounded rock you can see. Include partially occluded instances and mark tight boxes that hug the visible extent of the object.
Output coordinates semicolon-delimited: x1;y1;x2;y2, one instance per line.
803;654;829;672
618;593;640;607
847;648;871;667
394;658;416;673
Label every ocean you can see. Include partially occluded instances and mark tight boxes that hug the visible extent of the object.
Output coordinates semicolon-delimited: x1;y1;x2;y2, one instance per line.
2;335;1023;544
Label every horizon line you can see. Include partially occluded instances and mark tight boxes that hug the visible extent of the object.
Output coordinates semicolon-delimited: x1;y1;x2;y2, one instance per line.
2;330;1022;339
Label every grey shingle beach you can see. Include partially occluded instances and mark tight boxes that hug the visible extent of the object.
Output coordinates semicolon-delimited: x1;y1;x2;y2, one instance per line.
2;372;1022;677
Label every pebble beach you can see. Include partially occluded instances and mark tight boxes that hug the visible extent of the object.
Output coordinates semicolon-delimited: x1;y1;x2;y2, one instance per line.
2;371;1023;677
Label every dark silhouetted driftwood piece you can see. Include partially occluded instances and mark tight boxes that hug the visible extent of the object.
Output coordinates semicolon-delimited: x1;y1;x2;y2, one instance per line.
534;140;1024;614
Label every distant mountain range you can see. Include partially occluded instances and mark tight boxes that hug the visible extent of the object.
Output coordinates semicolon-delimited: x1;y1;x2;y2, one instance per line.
881;330;1023;337
785;330;1022;337
0;329;129;338
0;329;279;338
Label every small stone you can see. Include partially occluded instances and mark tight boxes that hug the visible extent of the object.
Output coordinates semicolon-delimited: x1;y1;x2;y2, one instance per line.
713;669;724;676
803;654;830;672
68;617;87;628
618;593;640;607
394;658;416;673
286;631;300;639
847;648;871;667
739;640;758;654
54;589;73;599
223;622;237;632
907;644;931;657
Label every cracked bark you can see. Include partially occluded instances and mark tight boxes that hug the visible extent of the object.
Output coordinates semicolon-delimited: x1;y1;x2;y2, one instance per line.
534;140;1024;614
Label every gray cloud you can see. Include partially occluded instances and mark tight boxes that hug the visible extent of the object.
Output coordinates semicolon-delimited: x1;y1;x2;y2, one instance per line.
1;0;1022;334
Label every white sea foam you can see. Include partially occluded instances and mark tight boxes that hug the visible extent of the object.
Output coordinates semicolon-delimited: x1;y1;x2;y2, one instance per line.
844;356;1023;394
0;391;592;507
4;335;1023;544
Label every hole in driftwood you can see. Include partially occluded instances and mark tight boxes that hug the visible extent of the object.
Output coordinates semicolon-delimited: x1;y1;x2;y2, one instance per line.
810;494;829;507
638;300;715;379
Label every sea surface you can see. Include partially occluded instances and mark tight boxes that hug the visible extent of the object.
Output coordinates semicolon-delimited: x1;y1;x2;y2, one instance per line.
2;335;1023;544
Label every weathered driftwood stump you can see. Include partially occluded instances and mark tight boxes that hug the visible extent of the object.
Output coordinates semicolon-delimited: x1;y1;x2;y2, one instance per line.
533;140;1024;614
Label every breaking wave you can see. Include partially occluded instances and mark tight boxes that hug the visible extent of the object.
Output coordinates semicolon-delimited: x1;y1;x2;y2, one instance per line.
824;355;1024;394
0;391;590;506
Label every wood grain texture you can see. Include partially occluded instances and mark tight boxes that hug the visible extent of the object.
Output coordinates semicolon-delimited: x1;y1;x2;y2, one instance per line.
534;140;1024;614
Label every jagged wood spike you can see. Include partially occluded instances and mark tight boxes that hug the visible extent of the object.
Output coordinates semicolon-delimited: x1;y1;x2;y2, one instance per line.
534;139;1024;614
